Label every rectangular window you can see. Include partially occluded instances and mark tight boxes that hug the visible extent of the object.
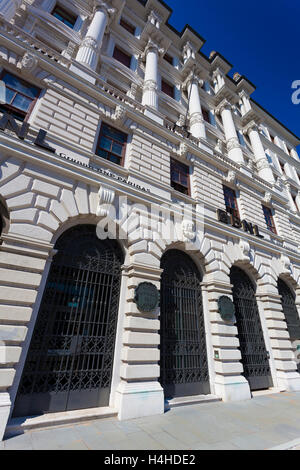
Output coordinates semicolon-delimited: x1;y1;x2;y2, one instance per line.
113;46;131;68
262;205;277;234
279;160;285;174
120;17;135;35
164;53;173;65
161;79;174;98
0;71;40;122
170;158;190;195
223;185;239;218
52;5;77;29
202;108;210;123
96;122;127;165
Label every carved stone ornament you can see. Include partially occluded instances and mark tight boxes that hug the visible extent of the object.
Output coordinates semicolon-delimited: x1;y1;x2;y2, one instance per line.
256;157;270;171
280;254;291;273
215;99;232;116
96;184;115;217
20;52;38;73
94;0;116;20
143;79;157;92
142;38;165;60
189;112;204;127
226;170;236;184
178;142;188;157
214;139;224;153
226;137;240;152
264;192;272;204
239;238;250;261
182;219;196;242
147;10;162;29
113;104;126;123
182;41;196;63
80;36;98;52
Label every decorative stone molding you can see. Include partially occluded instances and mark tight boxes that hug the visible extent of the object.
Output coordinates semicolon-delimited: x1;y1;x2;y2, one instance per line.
143;79;157;92
147;10;162;29
127;82;138;99
215;99;232;116
112;104;126;124
242;120;258;136
96;184;115;217
256;157;270;172
189;111;204;127
19;52;38;74
239;238;251;261
141;38;165;61
214;139;224;154
182;71;203;92
94;0;116;22
0;0;22;21
226;137;240;152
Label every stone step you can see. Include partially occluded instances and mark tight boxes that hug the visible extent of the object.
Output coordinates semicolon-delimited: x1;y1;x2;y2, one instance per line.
165;394;222;410
5;406;118;437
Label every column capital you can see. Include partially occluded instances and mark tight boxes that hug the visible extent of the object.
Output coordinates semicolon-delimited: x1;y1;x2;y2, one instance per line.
215;99;233;115
141;37;165;61
242;119;259;136
93;0;116;17
182;71;203;91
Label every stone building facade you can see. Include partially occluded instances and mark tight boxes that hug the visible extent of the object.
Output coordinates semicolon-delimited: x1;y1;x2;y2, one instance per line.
0;0;300;440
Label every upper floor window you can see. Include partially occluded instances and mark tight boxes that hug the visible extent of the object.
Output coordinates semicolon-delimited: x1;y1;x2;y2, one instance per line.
170;158;190;195
279;160;285;174
164;53;173;65
262;205;277;234
120;17;135;35
52;5;77;29
113;46;131;68
202;108;210;123
270;133;275;144
0;71;40;122
96;122;127;165
223;185;239;218
161;79;174;99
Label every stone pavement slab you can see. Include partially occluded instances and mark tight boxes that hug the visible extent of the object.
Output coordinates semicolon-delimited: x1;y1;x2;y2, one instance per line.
2;391;300;450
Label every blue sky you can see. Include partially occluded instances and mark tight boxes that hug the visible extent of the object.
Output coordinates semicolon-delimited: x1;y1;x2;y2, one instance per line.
165;0;300;150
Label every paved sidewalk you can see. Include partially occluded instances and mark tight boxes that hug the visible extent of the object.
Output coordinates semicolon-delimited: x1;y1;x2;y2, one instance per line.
2;391;300;450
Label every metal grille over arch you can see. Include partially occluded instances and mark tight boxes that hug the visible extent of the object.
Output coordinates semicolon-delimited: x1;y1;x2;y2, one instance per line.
13;224;124;417
230;266;273;391
160;249;210;399
278;278;300;373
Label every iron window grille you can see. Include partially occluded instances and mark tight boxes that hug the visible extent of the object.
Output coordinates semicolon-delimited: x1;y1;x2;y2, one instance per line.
161;79;174;99
96;122;127;165
223;185;240;218
262;205;277;234
113;46;132;68
170;158;190;195
0;71;41;122
120;17;135;35
51;5;77;29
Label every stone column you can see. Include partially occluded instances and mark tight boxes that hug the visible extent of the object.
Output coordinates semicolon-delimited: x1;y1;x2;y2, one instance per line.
295;190;300;213
186;73;206;140
0;233;53;441
283;180;298;213
141;39;162;110
115;262;164;421
203;277;251;401
216;100;245;164
0;0;22;21
257;286;300;392
244;121;275;184
76;1;115;70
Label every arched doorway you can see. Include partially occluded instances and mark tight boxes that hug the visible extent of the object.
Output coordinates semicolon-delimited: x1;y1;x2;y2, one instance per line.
230;266;273;391
13;224;124;417
160;249;210;399
278;278;300;373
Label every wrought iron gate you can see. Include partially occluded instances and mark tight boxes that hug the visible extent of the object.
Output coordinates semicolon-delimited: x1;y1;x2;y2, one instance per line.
160;250;210;398
13;225;123;417
230;266;273;391
278;278;300;373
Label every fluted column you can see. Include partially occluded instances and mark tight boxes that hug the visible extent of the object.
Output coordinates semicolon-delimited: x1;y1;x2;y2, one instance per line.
244;121;275;184
142;40;162;110
0;0;22;21
216;100;245;164
76;1;115;70
187;74;206;140
283;180;298;213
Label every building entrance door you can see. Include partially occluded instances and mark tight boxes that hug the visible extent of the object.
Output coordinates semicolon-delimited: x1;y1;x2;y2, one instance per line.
13;225;123;417
160;250;210;399
230;266;273;391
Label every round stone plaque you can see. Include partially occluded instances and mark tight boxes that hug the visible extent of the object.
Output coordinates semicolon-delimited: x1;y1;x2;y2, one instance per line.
218;295;236;322
134;282;160;313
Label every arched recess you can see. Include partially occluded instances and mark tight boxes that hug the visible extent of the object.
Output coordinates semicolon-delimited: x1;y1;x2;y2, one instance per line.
160;248;210;399
278;277;300;373
230;265;273;391
13;224;124;417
